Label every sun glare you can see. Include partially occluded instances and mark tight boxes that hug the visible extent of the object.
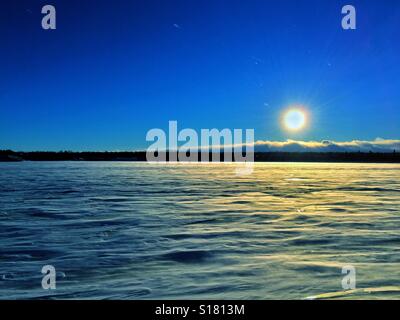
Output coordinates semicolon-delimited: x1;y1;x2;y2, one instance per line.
283;108;307;131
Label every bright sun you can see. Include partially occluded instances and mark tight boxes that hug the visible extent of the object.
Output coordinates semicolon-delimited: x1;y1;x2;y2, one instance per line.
283;108;307;131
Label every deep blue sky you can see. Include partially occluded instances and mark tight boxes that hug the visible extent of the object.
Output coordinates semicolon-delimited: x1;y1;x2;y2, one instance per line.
0;0;399;151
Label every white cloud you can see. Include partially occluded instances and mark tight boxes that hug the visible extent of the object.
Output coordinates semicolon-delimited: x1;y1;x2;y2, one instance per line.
252;138;400;153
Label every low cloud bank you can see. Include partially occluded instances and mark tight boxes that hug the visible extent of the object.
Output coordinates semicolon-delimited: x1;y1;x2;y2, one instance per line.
253;138;400;153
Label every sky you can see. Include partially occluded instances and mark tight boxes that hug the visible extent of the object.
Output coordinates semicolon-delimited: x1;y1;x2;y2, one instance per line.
0;0;399;151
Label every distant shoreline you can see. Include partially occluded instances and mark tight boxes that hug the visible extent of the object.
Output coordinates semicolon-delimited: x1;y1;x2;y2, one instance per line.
1;150;399;163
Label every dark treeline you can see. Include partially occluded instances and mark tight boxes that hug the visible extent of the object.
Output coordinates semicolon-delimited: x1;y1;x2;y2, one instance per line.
1;149;399;163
